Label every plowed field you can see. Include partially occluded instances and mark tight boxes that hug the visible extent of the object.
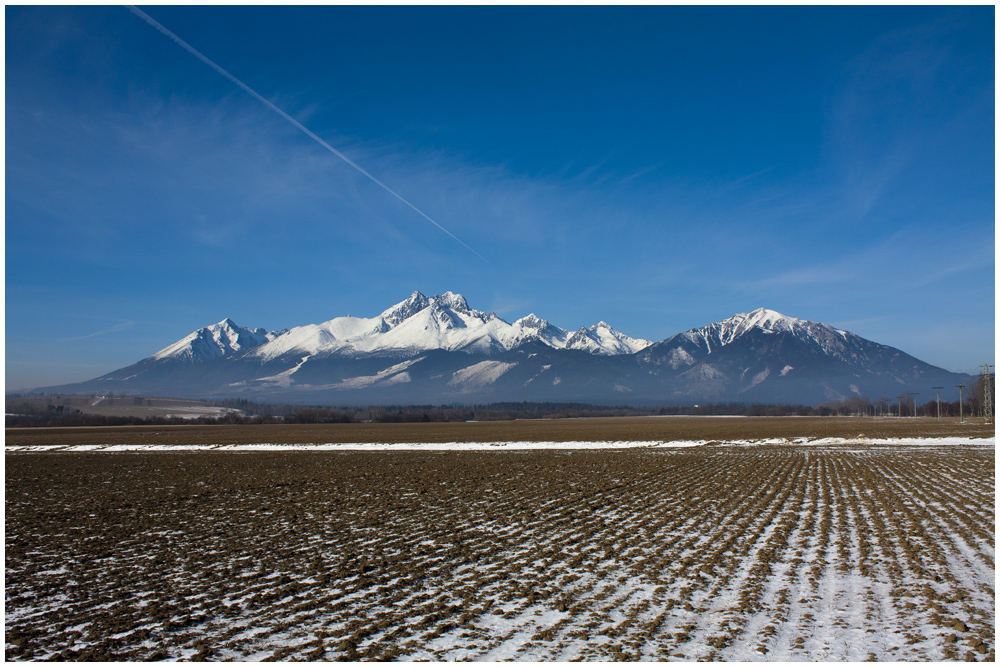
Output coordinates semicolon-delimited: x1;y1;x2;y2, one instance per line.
5;427;994;661
5;414;993;447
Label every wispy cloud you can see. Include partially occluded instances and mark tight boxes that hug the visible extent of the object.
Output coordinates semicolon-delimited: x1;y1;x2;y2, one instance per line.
743;226;992;294
64;321;136;340
823;15;988;223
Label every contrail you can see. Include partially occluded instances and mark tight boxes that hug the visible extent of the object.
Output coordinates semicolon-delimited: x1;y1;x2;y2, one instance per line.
127;6;489;263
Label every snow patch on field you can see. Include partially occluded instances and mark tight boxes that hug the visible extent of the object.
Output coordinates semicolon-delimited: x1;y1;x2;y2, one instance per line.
5;442;994;662
5;437;992;453
7;440;708;452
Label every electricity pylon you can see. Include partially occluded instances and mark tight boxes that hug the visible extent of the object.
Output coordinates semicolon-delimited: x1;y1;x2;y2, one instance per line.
983;364;993;425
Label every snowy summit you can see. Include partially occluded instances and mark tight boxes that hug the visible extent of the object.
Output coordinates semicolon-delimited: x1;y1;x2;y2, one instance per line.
202;291;655;362
53;294;971;407
151;318;281;364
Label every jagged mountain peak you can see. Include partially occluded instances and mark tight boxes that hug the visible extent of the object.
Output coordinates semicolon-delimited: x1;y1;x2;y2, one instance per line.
433;291;470;313
151;318;277;363
378;291;431;328
682;308;846;348
721;308;799;331
722;308;850;335
244;291;658;359
377;291;478;329
651;308;869;375
564;321;653;355
514;313;548;330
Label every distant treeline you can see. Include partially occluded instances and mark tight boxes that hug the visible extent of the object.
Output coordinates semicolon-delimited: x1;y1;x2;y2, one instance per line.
217;398;899;421
10;396;979;428
4;412;229;428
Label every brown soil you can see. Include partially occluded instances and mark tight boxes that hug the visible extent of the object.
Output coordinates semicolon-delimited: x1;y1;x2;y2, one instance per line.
5;439;994;661
5;415;993;447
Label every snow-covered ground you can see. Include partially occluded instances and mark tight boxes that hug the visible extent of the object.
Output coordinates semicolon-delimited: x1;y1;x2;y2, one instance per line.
5;436;992;453
5;439;994;661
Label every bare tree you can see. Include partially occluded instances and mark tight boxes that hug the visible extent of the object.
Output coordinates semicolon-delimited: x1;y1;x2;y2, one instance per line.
875;396;890;417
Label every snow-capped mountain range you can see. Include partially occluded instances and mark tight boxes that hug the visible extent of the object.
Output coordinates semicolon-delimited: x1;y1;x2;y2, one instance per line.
40;292;971;406
154;291;652;362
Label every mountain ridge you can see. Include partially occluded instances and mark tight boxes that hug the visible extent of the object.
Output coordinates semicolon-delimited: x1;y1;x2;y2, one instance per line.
154;291;654;363
34;293;972;406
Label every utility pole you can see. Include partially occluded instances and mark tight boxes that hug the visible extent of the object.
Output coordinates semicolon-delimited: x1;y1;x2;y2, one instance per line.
911;393;919;418
956;384;965;423
897;394;907;418
983;364;993;425
932;387;943;420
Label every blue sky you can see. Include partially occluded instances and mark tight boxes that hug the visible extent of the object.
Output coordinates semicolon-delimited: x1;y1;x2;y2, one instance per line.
6;6;995;390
